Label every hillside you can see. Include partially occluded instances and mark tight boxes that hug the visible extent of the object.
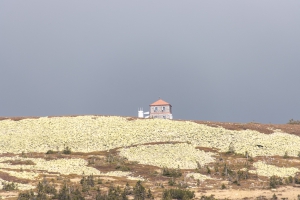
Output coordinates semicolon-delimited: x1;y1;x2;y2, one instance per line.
1;116;300;199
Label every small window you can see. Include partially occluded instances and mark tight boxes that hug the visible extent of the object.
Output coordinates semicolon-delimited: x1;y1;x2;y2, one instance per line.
162;107;165;111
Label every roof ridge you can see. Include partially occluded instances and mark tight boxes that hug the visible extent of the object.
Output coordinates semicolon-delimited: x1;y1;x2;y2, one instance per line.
150;99;171;106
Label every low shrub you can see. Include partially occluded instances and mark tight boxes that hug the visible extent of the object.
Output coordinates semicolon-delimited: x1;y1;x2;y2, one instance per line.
46;150;55;154
162;188;194;200
226;142;235;154
80;174;95;188
270;176;283;188
3;160;35;165
58;183;84;200
287;119;300;124
97;178;103;184
200;195;216;200
62;146;71;154
237;169;249;180
96;185;127;200
285;176;293;184
146;188;154;199
115;165;131;171
168;178;176;186
221;184;226;189
295;176;300;184
222;164;233;176
18;190;35;200
232;180;240;186
162;167;182;178
206;166;211;174
248;156;254;162
2;182;18;191
133;181;146;200
271;193;278;200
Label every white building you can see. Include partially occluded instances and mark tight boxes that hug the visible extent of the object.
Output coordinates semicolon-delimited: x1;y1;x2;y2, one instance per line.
149;99;173;119
138;98;173;119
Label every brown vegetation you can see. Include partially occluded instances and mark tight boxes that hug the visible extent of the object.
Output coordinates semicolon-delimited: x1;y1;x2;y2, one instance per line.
195;120;300;136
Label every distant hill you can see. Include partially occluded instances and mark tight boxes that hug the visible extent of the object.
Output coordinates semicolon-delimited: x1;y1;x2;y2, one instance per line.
1;115;300;199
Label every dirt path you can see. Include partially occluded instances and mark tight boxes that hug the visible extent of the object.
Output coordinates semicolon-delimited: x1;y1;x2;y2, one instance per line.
0;191;18;199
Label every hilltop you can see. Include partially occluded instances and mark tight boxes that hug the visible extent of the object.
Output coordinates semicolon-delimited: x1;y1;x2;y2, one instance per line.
0;115;300;199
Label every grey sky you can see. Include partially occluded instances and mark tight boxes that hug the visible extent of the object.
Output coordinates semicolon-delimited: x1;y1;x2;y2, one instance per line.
1;1;300;123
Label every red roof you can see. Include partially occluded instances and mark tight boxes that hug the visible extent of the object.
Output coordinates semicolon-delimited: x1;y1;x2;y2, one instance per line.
150;99;171;106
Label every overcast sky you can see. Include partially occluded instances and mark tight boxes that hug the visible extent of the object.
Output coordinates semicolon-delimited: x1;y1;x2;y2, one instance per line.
1;1;300;124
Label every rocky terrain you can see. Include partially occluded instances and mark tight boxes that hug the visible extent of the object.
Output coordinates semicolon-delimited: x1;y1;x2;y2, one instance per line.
0;115;300;199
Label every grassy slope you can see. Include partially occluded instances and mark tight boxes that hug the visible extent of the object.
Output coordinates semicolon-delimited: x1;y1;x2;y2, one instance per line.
1;115;300;199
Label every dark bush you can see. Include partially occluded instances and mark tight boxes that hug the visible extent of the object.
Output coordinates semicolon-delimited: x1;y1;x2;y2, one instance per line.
123;182;132;196
271;193;278;200
17;191;34;200
133;181;146;200
162;188;194;200
57;183;84;200
200;195;216;200
62;146;71;154
295;176;300;184
37;180;57;196
288;119;300;124
226;142;235;154
221;184;226;189
95;185;127;200
5;160;35;165
97;178;103;184
146;189;154;199
206;166;211;174
232;180;240;186
2;182;18;191
270;176;283;188
46;150;55;154
222;164;233;176
115;165;131;171
237;169;249;180
168;178;176;186
162;167;182;178
80;174;95;187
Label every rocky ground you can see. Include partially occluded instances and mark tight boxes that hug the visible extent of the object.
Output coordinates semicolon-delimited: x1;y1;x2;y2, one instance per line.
0;116;300;199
